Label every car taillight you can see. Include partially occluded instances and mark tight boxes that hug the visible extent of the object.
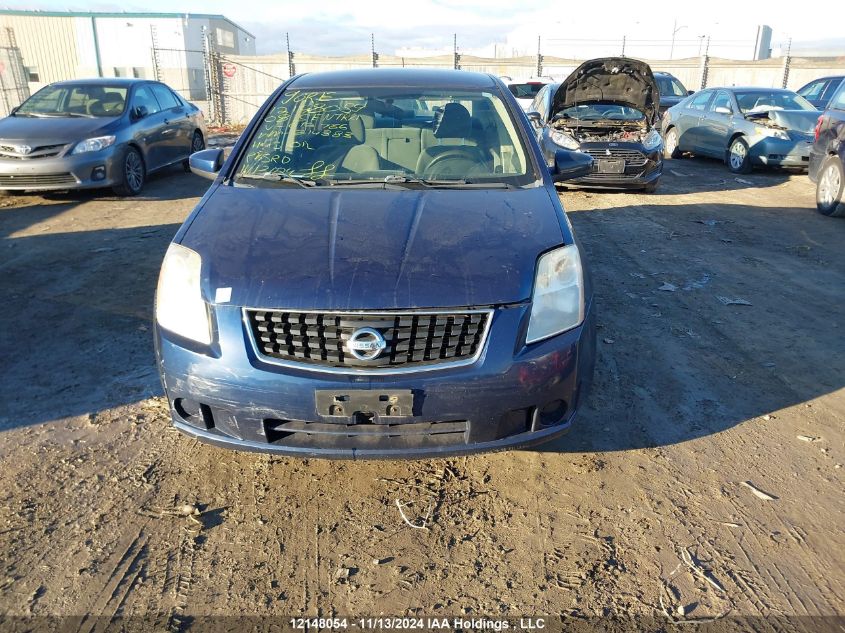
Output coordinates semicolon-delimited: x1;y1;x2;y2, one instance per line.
814;115;824;142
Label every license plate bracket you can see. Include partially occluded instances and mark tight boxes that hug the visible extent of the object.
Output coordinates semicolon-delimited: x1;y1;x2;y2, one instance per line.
596;158;625;174
316;390;414;420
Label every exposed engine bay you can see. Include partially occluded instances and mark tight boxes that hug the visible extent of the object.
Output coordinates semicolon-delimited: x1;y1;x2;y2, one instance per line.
550;119;651;143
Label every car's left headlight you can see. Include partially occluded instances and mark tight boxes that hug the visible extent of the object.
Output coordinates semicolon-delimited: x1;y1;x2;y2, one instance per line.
757;127;789;141
156;243;212;345
526;244;585;344
71;135;116;154
549;129;580;150
642;129;662;151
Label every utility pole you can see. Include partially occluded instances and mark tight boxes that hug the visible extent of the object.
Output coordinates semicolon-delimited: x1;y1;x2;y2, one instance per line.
781;37;792;88
621;35;626;56
286;32;295;78
453;33;461;70
536;35;543;77
670;19;686;60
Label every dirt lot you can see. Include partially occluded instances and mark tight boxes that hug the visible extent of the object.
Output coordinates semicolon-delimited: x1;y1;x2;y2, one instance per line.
1;158;843;630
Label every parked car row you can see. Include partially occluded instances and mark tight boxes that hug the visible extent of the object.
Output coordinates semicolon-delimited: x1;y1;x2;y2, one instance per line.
1;63;842;216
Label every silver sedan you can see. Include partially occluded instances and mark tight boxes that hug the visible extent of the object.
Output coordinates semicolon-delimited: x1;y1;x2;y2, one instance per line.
661;87;818;174
0;78;207;196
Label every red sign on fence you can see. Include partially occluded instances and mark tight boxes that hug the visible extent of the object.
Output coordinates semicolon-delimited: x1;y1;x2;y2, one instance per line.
222;63;237;78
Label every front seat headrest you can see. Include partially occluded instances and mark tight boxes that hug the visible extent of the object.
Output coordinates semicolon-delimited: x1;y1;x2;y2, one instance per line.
434;102;472;139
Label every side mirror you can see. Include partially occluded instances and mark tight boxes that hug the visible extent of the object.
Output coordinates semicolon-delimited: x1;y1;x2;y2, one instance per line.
714;106;732;115
552;149;593;182
132;105;149;120
526;111;544;128
687;90;695;96
189;148;224;180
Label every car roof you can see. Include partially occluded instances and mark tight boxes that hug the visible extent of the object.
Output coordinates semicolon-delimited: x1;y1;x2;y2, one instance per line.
709;86;796;93
289;68;498;90
50;78;149;88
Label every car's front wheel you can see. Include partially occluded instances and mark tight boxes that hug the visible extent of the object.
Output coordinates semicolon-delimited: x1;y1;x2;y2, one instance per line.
112;146;145;196
816;156;845;217
727;137;752;174
663;127;681;159
183;131;205;172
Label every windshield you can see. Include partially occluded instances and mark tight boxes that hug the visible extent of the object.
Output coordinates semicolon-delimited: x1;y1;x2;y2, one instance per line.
656;76;686;97
508;83;545;99
17;84;127;117
556;103;644;122
235;87;534;187
735;91;816;114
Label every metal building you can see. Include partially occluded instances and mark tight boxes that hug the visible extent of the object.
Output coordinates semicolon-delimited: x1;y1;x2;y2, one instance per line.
0;10;256;104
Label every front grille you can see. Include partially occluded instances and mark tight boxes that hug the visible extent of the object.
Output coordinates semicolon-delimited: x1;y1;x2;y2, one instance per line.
583;147;648;166
0;143;68;160
263;418;468;450
0;173;76;187
247;309;491;371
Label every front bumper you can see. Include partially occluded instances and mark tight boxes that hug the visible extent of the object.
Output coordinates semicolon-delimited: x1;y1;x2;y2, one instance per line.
0;145;123;191
570;142;663;189
749;136;813;169
156;302;596;459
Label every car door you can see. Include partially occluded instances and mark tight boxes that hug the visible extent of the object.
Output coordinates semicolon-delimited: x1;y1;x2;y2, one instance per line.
699;91;736;157
674;90;713;152
127;83;168;171
150;83;193;164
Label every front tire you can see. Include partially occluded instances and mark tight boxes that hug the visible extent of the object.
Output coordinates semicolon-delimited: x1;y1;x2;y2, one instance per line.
112;146;145;196
663;127;681;159
727;137;752;174
183;130;205;172
816;157;845;217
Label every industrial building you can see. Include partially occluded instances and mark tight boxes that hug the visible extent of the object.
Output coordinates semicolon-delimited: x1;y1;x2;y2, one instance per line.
0;10;255;108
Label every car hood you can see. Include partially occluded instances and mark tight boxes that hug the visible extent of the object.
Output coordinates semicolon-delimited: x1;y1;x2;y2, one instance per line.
551;57;660;125
180;186;565;310
0;115;118;144
763;109;819;135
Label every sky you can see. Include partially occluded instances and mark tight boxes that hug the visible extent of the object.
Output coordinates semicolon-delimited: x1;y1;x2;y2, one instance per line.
9;0;845;58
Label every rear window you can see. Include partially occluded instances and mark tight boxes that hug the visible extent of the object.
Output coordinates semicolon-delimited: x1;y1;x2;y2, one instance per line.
234;87;535;187
508;83;545;99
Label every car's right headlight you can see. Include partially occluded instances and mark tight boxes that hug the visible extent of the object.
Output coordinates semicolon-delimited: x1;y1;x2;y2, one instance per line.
526;244;585;344
549;129;581;150
156;243;212;345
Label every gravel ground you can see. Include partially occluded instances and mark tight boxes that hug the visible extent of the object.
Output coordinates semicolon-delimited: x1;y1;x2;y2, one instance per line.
0;157;843;631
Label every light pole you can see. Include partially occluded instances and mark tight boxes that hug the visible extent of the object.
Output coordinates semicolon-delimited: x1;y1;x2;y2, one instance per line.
670;19;687;59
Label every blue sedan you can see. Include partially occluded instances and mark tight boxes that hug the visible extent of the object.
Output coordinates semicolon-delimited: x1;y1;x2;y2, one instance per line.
154;68;596;459
661;87;818;173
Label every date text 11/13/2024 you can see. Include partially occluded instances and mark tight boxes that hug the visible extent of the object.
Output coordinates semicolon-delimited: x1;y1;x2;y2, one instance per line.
289;618;548;630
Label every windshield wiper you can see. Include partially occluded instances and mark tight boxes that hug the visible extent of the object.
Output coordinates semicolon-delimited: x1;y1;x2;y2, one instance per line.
380;175;518;189
236;173;325;188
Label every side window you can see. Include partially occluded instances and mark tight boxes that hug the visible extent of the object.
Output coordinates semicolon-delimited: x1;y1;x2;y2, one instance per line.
151;84;180;110
710;91;732;113
529;85;546;117
798;80;827;100
131;85;161;115
830;83;845;111
822;79;844;104
689;91;713;111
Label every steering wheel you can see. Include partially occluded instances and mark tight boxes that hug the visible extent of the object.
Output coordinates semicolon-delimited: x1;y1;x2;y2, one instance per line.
422;149;481;178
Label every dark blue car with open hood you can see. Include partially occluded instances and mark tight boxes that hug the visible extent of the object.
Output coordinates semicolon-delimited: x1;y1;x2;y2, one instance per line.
154;68;596;459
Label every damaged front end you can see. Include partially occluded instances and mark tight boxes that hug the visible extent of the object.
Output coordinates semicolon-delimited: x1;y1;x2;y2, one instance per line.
544;58;663;190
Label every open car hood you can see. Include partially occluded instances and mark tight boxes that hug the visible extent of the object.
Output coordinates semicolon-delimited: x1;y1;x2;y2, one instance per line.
550;57;660;125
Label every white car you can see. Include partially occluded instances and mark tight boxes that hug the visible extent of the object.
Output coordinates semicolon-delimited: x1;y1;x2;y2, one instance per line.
507;78;553;111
